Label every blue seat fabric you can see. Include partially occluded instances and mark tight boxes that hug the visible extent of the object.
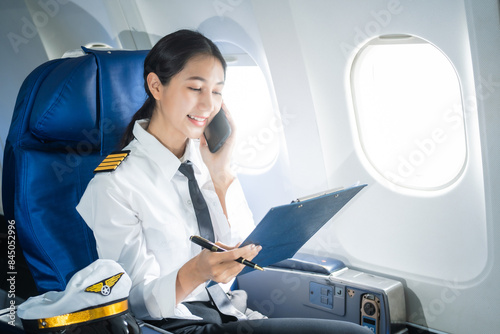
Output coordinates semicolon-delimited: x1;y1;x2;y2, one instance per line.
2;48;148;293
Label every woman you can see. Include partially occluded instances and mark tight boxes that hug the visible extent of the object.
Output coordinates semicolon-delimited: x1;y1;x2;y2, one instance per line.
77;29;371;334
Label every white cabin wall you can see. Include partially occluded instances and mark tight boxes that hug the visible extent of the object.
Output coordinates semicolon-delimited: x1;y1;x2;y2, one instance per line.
251;1;329;196
464;0;500;331
254;1;496;333
23;0;127;58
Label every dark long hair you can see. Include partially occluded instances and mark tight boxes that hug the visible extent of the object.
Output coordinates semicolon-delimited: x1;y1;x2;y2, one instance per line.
120;29;227;148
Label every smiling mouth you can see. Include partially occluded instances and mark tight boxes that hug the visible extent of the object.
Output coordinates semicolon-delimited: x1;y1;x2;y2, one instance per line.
187;115;207;122
187;114;209;127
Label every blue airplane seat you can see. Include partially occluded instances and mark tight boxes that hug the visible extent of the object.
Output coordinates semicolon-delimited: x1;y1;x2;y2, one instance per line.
2;47;148;294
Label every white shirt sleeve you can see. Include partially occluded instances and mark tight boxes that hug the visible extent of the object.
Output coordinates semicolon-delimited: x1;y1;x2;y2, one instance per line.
76;177;178;320
76;129;257;320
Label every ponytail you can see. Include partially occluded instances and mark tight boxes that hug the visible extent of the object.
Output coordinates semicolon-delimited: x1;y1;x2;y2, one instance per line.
120;97;155;148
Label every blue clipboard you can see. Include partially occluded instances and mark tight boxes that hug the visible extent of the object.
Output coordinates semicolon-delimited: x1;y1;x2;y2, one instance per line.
239;184;367;275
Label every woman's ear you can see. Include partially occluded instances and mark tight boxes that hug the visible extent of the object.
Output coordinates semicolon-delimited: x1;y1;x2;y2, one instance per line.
147;72;162;100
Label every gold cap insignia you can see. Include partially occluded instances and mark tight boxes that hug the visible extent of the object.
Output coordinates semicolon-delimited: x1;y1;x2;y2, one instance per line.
85;272;124;296
94;150;130;173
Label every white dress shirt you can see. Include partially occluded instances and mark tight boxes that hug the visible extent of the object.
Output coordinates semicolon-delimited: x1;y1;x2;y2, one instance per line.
76;119;255;320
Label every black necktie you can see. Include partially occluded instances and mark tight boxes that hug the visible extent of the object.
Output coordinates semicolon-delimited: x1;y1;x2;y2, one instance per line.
178;161;215;242
178;161;246;321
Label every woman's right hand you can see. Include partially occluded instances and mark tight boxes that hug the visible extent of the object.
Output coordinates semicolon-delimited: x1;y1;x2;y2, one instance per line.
175;243;262;304
195;242;261;283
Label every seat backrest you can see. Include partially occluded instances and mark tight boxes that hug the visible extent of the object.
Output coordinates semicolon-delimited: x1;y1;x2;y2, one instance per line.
2;48;148;293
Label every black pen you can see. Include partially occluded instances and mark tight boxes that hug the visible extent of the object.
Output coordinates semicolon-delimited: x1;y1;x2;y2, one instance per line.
190;235;264;271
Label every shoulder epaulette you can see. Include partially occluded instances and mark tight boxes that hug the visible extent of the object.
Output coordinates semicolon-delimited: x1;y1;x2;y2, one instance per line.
93;150;130;173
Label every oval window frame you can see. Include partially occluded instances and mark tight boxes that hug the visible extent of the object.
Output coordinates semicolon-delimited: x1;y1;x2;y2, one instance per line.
350;35;468;192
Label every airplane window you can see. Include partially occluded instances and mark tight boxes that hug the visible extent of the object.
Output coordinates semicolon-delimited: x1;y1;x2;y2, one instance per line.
351;35;467;191
221;50;279;174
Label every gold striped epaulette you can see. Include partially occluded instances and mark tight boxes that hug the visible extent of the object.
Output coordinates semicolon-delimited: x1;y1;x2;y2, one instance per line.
93;150;130;173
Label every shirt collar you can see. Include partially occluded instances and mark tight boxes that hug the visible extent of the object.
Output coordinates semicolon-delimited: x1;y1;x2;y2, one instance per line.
181;139;204;175
132;119;204;179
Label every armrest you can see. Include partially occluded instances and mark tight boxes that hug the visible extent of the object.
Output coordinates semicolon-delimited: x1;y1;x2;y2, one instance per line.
268;253;346;275
237;254;407;334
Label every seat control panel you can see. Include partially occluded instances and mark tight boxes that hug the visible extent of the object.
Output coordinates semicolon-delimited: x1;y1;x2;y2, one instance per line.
309;282;345;316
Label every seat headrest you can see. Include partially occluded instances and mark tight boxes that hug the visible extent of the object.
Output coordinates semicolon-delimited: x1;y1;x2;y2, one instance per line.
27;47;148;153
30;55;98;144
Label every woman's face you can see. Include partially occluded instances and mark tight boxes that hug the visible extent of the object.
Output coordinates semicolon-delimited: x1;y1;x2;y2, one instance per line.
148;54;225;152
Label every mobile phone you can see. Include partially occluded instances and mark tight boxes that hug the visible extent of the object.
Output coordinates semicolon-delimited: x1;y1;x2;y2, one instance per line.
204;108;232;153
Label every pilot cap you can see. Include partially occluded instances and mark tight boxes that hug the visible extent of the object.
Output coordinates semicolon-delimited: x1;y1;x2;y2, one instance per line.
18;259;141;334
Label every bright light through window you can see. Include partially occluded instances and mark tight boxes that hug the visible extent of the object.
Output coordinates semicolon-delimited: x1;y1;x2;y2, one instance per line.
223;65;278;173
351;37;467;191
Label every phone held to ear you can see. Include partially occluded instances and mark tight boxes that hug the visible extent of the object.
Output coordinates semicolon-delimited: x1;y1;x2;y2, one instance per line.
204;108;232;153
